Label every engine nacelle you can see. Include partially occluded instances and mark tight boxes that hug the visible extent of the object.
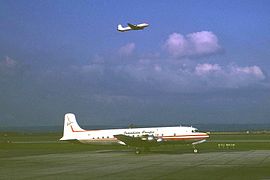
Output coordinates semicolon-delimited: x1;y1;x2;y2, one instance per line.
141;135;155;141
118;141;126;145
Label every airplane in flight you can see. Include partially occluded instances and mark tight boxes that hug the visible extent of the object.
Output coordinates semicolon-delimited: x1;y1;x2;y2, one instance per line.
60;113;209;154
117;23;149;32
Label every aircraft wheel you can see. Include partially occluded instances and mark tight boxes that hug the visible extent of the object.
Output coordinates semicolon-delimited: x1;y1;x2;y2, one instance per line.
193;149;198;153
135;149;141;154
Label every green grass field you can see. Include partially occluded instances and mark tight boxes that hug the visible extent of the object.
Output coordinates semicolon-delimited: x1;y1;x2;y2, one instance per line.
1;131;270;179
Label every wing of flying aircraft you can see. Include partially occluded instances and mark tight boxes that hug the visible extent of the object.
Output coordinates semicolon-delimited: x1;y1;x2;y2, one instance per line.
127;23;139;29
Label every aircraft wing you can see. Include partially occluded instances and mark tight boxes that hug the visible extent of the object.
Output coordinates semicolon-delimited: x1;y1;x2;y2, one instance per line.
127;23;137;29
114;134;159;147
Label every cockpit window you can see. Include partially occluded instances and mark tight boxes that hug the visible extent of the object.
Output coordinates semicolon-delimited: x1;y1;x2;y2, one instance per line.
192;129;199;133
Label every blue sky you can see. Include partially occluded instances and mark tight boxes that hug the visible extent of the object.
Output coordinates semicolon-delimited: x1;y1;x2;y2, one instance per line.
0;0;270;127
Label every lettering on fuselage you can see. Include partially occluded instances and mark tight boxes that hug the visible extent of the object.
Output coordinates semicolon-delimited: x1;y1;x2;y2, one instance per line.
142;130;154;134
124;130;155;135
124;131;140;135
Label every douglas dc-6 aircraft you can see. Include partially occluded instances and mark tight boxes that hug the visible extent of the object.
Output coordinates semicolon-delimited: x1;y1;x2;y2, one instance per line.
117;23;149;32
60;113;209;154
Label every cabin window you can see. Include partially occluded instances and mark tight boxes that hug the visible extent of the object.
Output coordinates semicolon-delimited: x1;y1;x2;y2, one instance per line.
107;136;109;139
97;137;99;139
92;137;95;139
102;136;104;139
174;133;176;136
161;134;164;136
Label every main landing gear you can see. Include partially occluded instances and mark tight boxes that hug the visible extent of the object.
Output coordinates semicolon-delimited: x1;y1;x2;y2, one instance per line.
135;148;141;154
193;145;198;153
135;147;150;154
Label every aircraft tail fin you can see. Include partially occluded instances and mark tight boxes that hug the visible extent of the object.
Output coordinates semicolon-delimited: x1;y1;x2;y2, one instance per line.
60;113;85;141
117;24;125;31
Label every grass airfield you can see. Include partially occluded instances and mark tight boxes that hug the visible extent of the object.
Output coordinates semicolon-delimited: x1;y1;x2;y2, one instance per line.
1;132;270;179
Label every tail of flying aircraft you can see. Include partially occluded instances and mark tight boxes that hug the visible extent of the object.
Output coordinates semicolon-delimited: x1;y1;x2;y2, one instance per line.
117;24;125;31
60;113;85;141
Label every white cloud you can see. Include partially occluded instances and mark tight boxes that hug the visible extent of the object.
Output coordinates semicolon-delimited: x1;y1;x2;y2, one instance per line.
195;63;221;75
223;65;266;88
164;33;187;57
188;31;220;55
118;43;135;56
164;31;221;57
230;65;265;79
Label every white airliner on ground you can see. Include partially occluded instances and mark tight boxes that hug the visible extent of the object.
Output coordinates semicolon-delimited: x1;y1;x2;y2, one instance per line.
60;113;209;154
117;23;149;32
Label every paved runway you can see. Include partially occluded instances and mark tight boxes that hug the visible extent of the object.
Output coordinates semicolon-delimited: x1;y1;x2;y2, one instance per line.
1;150;270;180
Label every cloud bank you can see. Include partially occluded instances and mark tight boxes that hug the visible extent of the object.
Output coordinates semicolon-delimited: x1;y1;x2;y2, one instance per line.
17;30;267;95
117;63;265;92
76;61;266;93
70;30;267;94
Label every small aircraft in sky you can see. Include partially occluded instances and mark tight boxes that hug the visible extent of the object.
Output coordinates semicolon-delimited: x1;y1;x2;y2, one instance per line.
60;113;209;154
117;23;149;32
